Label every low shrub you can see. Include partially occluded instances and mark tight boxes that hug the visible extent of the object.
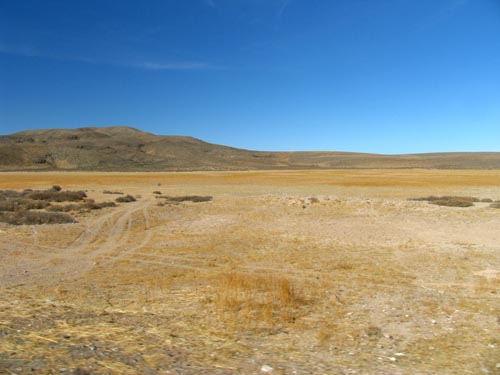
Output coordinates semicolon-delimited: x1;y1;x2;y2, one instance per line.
116;194;136;203
411;195;485;208
47;204;82;212
28;190;87;202
48;201;116;212
430;199;474;208
0;198;50;211
0;200;17;211
0;190;23;200
411;196;480;203
85;201;116;210
103;190;124;195
490;202;500;209
160;195;213;203
20;199;51;210
0;211;75;225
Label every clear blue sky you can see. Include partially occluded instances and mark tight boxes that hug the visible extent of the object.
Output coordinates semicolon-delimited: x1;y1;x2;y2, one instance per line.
1;0;499;153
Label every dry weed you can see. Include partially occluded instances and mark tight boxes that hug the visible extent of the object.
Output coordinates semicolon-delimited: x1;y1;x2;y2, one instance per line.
213;271;301;331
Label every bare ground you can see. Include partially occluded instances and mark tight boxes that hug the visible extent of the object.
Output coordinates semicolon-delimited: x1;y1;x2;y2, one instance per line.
0;170;499;375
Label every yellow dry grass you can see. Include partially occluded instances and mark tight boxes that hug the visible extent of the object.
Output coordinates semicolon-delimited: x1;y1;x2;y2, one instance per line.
1;170;499;374
2;169;500;190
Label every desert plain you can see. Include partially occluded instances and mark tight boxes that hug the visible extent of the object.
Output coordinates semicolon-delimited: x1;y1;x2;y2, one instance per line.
0;169;499;375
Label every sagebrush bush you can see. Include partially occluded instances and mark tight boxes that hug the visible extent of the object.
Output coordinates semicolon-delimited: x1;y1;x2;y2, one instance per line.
0;200;17;211
0;211;75;225
430;199;474;207
0;198;50;211
116;194;136;203
411;196;480;203
28;190;87;202
410;195;486;208
48;201;116;212
47;204;82;212
159;195;212;203
85;201;116;210
0;190;23;200
103;190;124;195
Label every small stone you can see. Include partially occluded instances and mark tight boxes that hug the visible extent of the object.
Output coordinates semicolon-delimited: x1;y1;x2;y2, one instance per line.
261;364;273;373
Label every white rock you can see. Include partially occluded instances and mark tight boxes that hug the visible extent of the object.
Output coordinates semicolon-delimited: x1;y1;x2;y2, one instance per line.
261;364;274;373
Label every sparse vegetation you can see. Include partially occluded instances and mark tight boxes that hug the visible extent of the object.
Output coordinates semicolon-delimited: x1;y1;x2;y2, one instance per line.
0;189;23;199
0;188;116;225
103;190;124;195
27;190;87;202
411;195;485;207
158;195;213;203
0;210;75;225
0;198;50;211
47;201;116;212
116;194;137;203
490;202;500;208
0;171;499;375
430;199;475;207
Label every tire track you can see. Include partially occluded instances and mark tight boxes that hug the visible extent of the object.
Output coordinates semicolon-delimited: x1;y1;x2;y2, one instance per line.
105;204;153;263
5;198;156;285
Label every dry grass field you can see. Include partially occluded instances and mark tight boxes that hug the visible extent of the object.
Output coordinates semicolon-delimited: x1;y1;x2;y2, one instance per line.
0;170;499;375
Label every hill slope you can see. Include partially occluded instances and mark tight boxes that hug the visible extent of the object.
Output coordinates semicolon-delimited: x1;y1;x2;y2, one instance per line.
1;126;500;170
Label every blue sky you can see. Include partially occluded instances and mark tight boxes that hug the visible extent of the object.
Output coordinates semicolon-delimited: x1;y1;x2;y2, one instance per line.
1;0;499;153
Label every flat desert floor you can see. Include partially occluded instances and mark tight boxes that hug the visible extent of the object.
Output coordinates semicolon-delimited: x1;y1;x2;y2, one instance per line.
0;170;499;375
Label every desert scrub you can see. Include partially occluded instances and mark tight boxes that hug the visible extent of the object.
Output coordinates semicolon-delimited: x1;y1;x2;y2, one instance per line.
410;196;485;207
0;198;50;211
0;211;75;225
48;201;116;212
116;194;136;203
27;190;87;202
490;202;500;209
103;190;124;195
158;195;213;203
0;190;23;199
430;199;474;207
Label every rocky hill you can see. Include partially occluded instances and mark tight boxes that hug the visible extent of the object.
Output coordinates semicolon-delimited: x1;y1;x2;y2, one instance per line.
1;126;500;170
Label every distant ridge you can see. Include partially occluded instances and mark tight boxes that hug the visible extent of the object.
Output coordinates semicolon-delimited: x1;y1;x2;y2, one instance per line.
1;126;500;171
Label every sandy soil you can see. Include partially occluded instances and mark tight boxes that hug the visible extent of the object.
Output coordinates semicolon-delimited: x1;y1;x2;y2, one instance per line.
0;170;499;375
